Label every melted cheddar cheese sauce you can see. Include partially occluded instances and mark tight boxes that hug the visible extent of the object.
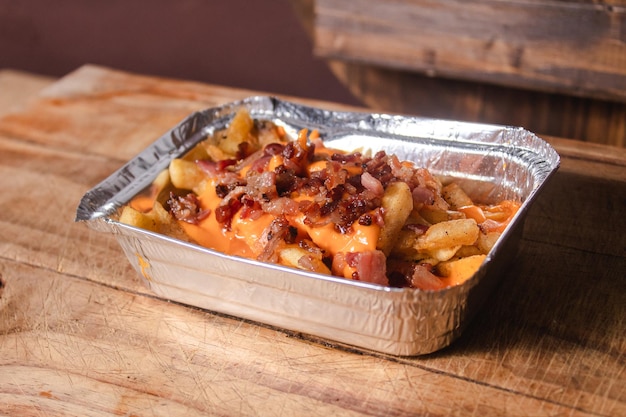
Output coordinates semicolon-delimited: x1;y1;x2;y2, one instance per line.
178;143;380;280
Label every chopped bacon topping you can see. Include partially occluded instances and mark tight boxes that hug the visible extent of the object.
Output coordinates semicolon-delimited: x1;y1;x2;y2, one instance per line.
168;192;210;224
156;122;517;290
387;260;445;290
346;250;388;286
258;216;296;262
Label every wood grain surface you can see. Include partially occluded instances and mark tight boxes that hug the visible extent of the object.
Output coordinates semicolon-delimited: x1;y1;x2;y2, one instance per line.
0;65;625;416
297;0;626;146
314;0;626;102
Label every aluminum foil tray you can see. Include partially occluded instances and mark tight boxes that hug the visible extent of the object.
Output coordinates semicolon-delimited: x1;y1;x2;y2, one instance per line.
76;96;560;356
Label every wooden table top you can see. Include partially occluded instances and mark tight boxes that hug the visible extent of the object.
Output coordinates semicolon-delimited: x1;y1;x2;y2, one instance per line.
0;65;624;416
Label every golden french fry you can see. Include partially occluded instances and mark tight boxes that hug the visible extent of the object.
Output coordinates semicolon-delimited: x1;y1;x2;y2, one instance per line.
428;245;461;262
477;231;501;254
119;206;158;232
152;168;171;192
441;182;474;209
390;229;420;259
203;143;230;162
419;207;465;224
390;230;437;263
416;219;479;251
279;246;331;275
257;120;287;147
182;141;210;162
150;201;173;225
454;244;483;258
169;158;206;190
152;201;192;242
218;108;256;155
377;181;413;255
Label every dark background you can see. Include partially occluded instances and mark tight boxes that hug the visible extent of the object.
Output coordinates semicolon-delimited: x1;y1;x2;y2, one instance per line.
0;0;359;105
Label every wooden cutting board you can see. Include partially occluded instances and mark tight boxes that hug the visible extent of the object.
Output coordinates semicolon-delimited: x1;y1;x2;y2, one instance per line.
0;65;624;416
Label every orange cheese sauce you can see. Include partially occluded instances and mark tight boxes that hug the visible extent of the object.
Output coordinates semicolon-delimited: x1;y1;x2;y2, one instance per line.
179;176;380;279
179;180;271;258
177;139;381;279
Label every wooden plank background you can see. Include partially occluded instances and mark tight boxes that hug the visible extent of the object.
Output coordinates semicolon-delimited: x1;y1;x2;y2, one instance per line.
314;0;626;102
309;0;626;146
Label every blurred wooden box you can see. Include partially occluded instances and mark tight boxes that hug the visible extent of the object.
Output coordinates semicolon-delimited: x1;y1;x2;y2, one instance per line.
312;0;626;145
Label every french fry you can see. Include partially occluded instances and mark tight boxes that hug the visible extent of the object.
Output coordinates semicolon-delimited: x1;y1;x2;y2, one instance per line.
454;244;483;258
203;143;230;162
150;201;173;225
182;141;210;162
477;231;501;254
390;229;434;262
169;158;206;190
416;219;479;251
119;206;158;232
151;201;192;242
419;207;465;224
152;168;171;192
377;181;413;256
218;108;256;155
428;245;461;262
390;229;419;259
279;246;331;275
441;182;474;209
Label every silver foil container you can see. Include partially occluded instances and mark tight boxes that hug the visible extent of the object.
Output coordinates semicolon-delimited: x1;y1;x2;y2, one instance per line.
76;96;560;356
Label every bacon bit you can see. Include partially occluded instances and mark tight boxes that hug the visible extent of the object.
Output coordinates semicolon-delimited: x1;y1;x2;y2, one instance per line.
373;207;385;227
264;143;285;156
274;166;299;196
412;186;435;207
364;151;394;186
262;197;299;216
249;155;272;173
297;255;318;272
360;171;384;197
197;159;236;176
246;171;277;201
410;264;446;290
358;214;373;226
214;173;246;198
479;219;504;234
386;259;414;287
282;138;312;176
215;195;243;229
345;250;388;286
299;239;326;257
388;154;415;185
258;216;292;262
168;192;210;224
196;159;218;176
331;152;361;163
235;141;251;160
386;260;445;289
323;161;348;189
